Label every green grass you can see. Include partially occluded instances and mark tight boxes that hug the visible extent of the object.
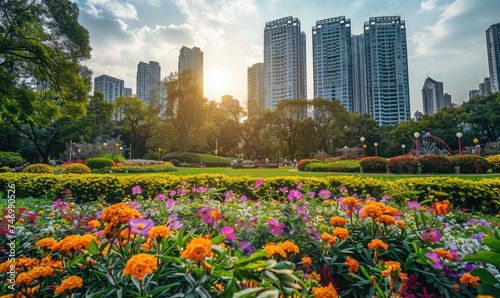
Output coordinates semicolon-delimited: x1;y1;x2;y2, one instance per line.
197;153;232;163
114;166;500;181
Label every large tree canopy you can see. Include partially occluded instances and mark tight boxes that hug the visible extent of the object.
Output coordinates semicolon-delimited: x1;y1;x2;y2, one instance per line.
0;0;92;121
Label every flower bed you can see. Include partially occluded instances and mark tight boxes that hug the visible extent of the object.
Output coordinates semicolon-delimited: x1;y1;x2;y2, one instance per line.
1;180;500;297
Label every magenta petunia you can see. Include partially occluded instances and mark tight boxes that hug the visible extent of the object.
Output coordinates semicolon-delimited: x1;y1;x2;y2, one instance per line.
287;189;303;201
221;225;236;241
424;252;442;269
255;178;264;188
128;218;154;236
132;185;142;195
318;189;331;200
268;218;285;235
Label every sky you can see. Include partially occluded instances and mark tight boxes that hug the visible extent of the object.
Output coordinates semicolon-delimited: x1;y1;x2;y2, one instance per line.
75;0;500;115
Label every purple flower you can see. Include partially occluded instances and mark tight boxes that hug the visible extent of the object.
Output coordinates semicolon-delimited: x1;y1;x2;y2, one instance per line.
132;185;142;195
128;218;154;236
297;182;303;189
339;187;347;193
129;201;140;209
279;187;289;193
52;198;69;211
196;186;207;193
471;232;485;243
425;252;442;269
202;213;213;225
248;217;258;230
156;193;166;201
308;225;321;241
407;201;421;210
464;263;476;272
241;195;248;203
307;191;316;198
168;221;183;230
318;189;331;200
268;218;285;235
177;188;186;196
169;190;177;197
166;199;175;209
287;189;303;201
422;229;442;243
221;225;236;241
255;178;264;188
225;190;233;202
239;241;254;255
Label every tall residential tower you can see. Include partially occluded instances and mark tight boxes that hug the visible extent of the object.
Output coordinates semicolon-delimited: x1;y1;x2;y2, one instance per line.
94;74;126;102
264;16;307;110
178;46;204;97
312;16;353;111
364;16;410;125
351;34;368;113
486;23;500;93
421;76;451;115
136;61;161;105
247;62;265;118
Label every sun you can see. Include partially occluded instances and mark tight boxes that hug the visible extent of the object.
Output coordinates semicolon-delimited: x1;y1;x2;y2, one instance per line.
205;66;230;99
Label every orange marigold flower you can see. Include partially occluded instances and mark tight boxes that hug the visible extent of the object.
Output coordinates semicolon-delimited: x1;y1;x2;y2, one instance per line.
308;271;321;282
460;273;480;288
140;238;154;250
333;227;349;240
100;202;142;226
281;240;300;254
181;237;214;262
0;260;16;273
345;256;359;273
476;295;494;298
321;232;336;244
0;294;14;298
16;257;39;268
302;256;312;268
361;202;383;219
148;225;171;239
382;205;400;216
311;283;338;298
396;220;406;229
15;266;54;286
432;200;450;215
54;276;83;295
384;260;401;272
381;269;390;277
368;239;388;251
377;215;396;226
87;219;101;229
123;253;158;281
435;249;453;260
40;256;63;269
264;243;286;258
74;234;99;251
211;209;222;221
57;235;80;254
36;237;58;251
329;216;347;226
341;197;359;209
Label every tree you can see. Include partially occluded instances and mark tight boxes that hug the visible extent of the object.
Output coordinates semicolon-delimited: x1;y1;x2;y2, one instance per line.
462;93;500;142
164;71;206;152
310;98;350;154
0;0;92;163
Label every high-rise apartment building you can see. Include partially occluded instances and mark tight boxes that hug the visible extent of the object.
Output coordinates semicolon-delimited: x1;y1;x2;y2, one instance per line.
136;61;161;105
312;16;353;111
421;76;451;115
469;89;480;99
364;16;410;125
178;46;204;96
247;62;265;117
486;23;500;93
351;34;368;113
264;16;307;110
94;74;125;102
479;77;492;95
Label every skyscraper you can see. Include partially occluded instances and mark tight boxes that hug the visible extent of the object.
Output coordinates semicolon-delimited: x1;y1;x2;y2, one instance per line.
422;76;451;115
94;74;125;102
136;61;161;105
247;62;265;118
312;16;352;111
178;46;204;97
364;16;410;125
351;34;368;113
486;23;500;93
264;16;307;110
479;77;492;95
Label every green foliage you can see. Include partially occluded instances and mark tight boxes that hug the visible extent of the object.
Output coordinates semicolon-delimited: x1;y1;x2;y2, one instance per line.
98;152;125;162
197;153;232;164
305;160;360;173
359;157;387;173
23;164;54;174
0;151;24;167
486;154;500;173
85;157;114;169
418;154;454;174
387;155;419;174
296;159;322;171
114;164;177;173
163;152;201;163
61;163;91;174
451;154;490;174
169;159;181;167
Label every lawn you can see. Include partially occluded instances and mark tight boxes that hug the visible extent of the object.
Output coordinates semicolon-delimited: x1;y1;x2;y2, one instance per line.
114;166;500;181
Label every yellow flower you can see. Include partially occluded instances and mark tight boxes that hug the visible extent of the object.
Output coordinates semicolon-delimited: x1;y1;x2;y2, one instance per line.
311;283;338;298
123;253;158;281
38;211;44;216
181;237;214;262
54;276;83;295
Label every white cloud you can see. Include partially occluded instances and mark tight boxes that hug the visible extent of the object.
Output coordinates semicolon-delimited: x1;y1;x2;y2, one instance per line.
85;3;102;17
419;0;438;12
85;0;138;20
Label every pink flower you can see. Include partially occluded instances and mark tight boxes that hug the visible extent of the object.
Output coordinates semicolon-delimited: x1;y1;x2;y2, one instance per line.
318;189;331;200
128;218;154;236
52;198;69;211
255;178;264;188
422;229;442;243
155;193;166;201
132;185;142;195
268;218;285;235
241;196;248;203
287;189;303;201
424;252;442;269
221;225;236;241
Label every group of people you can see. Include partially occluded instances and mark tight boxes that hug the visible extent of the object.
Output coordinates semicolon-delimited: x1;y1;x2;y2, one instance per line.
252;158;297;167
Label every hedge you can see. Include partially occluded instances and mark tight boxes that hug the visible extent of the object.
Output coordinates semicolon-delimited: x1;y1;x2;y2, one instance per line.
2;173;500;213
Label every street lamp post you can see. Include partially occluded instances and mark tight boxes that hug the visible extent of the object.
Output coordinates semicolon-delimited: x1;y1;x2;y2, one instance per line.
473;138;479;155
158;148;162;161
374;143;378;157
115;143;119;154
360;137;365;158
402;144;406;155
456;132;463;155
414;132;421;156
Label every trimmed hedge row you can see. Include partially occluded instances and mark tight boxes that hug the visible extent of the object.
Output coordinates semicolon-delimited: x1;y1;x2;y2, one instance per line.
1;173;500;213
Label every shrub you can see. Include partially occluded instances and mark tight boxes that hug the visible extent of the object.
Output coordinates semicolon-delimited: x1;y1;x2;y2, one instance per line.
61;163;91;174
359;157;387;173
23;163;54;174
163;152;201;163
306;160;360;173
387;155;419;174
0;151;24;167
297;159;322;171
451;154;490;174
86;158;115;169
0;166;10;173
169;159;180;167
61;160;85;166
418;155;454;174
486;154;500;173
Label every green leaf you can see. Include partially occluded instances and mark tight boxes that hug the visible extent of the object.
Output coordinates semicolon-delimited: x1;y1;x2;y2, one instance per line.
88;239;99;255
256;290;280;298
263;269;280;282
233;287;265;298
234;250;267;266
68;254;85;266
477;283;500;296
462;251;500;268
471;268;500;286
476;225;494;238
483;238;500;253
